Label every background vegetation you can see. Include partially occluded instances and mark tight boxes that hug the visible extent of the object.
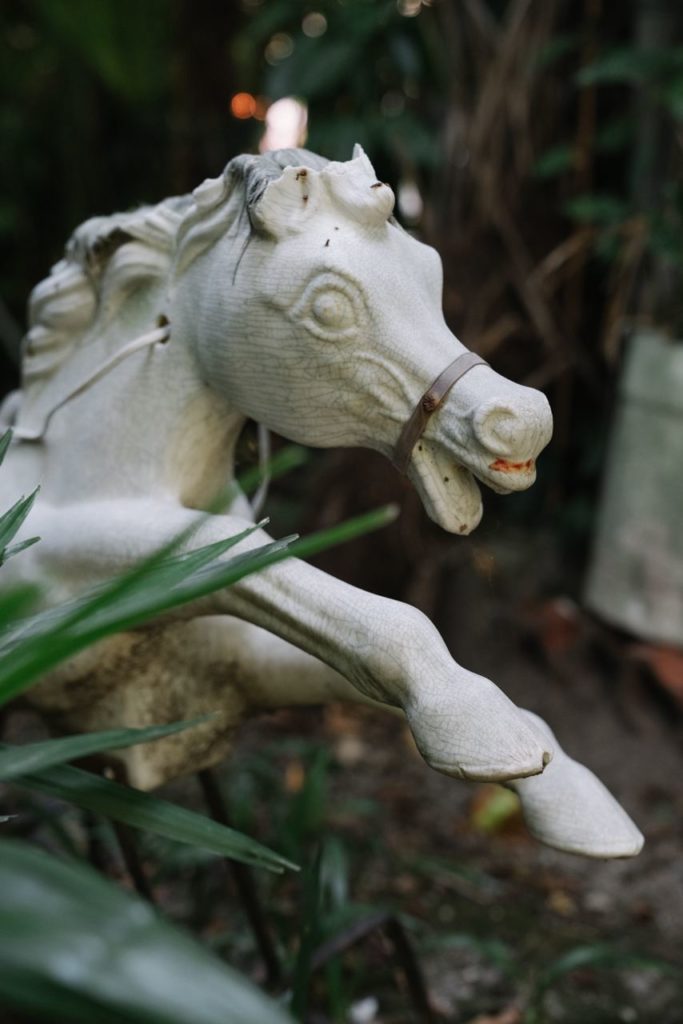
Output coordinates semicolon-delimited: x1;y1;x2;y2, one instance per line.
2;1;683;1022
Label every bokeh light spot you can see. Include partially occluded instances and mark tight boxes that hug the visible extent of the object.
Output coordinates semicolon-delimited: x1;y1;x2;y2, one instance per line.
302;12;328;38
398;180;423;223
230;92;256;119
260;97;308;152
397;0;421;15
265;32;294;65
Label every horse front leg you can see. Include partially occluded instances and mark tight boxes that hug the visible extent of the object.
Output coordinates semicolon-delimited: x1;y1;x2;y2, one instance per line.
20;499;552;783
205;626;642;857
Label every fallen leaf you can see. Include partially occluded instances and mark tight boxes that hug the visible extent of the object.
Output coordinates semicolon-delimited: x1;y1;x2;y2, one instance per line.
465;1006;522;1024
532;597;581;656
470;785;522;835
283;758;305;793
546;889;577;917
629;644;683;706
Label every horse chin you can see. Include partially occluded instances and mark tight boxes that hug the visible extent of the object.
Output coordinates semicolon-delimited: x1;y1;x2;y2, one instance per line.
408;439;483;536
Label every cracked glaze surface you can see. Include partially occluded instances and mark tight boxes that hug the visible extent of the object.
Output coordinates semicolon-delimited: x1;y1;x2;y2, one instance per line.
0;146;641;858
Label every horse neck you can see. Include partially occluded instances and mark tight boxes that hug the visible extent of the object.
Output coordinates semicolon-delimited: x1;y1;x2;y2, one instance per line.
34;280;245;509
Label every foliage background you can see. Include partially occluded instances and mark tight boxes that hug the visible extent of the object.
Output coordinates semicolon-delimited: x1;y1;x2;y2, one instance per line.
2;0;682;568
2;2;683;1022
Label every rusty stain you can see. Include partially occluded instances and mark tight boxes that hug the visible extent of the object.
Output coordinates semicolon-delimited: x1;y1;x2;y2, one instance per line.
295;169;308;180
422;394;439;413
489;458;535;473
302;194;309;203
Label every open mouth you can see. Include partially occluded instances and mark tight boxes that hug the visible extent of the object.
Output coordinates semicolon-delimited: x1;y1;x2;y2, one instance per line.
489;457;535;474
486;457;537;492
408;440;539;535
407;439;483;535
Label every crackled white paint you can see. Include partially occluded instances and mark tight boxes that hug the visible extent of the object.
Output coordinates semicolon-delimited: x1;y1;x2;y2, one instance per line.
0;146;642;858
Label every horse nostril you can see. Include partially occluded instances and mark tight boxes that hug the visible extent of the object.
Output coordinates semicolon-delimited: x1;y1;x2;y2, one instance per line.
473;393;553;458
473;404;520;457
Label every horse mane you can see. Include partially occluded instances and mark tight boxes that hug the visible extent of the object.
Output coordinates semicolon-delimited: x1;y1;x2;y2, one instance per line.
21;196;187;394
21;148;331;402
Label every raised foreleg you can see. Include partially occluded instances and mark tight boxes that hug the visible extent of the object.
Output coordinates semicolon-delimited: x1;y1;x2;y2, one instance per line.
17;499;552;783
201;628;643;857
192;626;643;857
30;579;643;857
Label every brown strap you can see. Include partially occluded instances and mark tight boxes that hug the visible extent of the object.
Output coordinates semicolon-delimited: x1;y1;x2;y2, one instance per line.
392;351;488;474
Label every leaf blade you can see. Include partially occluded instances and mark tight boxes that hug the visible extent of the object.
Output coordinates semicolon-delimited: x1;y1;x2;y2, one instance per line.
7;752;297;873
0;487;39;552
0;839;293;1024
0;718;209;781
0;429;11;467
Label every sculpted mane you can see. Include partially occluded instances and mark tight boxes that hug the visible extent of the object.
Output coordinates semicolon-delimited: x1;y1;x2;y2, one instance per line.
20;149;332;404
15;144;395;438
22;197;189;395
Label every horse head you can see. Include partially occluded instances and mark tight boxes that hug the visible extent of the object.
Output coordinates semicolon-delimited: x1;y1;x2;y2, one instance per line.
176;145;553;534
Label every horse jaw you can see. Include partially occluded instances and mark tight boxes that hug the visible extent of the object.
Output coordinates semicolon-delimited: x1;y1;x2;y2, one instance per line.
407;437;484;535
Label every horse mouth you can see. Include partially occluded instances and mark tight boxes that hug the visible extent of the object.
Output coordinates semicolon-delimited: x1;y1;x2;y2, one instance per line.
407;440;484;535
489;457;535;473
484;457;537;492
407;440;539;535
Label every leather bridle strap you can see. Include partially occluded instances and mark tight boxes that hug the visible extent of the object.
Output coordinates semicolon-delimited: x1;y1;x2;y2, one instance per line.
392;351;488;474
13;322;171;442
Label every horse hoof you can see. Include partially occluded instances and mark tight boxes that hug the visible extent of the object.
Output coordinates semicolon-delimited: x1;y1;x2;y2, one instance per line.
511;711;644;859
405;678;553;782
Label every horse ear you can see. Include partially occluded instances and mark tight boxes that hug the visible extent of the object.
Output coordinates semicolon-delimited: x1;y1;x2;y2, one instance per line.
351;143;376;176
250;165;319;238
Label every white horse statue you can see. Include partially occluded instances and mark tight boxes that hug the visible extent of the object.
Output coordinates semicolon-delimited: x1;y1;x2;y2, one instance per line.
1;146;642;859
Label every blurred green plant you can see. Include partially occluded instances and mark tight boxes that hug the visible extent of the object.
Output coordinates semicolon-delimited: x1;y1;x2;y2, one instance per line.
525;942;679;1024
537;38;683;330
0;839;292;1024
0;429;397;1022
235;0;444;173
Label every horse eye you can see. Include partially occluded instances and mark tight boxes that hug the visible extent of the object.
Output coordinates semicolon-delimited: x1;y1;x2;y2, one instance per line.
311;290;355;330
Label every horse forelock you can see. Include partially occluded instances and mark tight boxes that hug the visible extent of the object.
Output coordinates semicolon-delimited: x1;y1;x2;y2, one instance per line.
238;147;395;230
175;147;392;269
